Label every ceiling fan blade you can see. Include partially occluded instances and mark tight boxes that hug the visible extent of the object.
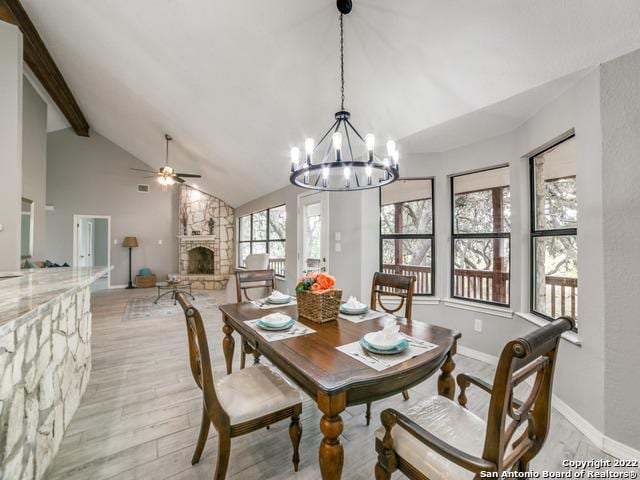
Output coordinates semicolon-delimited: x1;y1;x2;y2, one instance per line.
175;173;202;178
130;167;159;174
174;176;186;183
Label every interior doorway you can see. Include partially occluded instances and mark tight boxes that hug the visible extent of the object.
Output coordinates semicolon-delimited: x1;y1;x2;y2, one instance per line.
297;192;329;277
73;214;111;290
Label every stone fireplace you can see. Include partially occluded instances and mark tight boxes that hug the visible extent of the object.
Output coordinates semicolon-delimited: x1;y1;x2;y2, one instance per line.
178;186;234;289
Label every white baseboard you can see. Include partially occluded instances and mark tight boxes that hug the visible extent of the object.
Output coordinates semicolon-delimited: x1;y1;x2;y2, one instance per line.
457;345;499;366
109;284;127;289
457;345;640;461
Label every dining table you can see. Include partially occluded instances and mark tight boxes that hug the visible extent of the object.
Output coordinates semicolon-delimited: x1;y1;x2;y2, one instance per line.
218;302;461;480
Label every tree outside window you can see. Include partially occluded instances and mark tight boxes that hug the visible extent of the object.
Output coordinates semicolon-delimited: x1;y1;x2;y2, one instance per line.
380;179;434;295
530;136;578;325
451;167;511;306
238;205;286;277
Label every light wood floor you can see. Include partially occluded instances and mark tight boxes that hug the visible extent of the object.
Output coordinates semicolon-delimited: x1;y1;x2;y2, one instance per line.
44;288;613;480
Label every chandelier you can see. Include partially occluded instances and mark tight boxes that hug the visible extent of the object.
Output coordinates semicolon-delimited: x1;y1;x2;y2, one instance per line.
288;0;399;191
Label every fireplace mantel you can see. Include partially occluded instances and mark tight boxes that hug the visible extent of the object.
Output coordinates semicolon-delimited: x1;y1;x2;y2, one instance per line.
177;235;216;241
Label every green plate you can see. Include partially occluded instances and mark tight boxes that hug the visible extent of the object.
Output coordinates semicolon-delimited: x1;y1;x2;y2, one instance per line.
359;337;408;355
256;318;295;331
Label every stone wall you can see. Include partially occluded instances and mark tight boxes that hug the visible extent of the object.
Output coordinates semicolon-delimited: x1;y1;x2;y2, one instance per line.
0;286;92;479
178;186;234;289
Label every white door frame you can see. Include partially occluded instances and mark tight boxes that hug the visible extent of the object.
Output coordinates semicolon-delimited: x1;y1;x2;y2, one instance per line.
296;191;330;278
72;214;111;288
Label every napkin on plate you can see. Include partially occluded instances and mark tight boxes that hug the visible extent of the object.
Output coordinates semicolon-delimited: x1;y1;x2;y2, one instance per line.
261;312;291;326
373;318;400;344
344;296;366;310
269;290;289;299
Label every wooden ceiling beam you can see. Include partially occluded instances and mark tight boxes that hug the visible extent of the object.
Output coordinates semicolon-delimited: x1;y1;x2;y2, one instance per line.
0;0;90;136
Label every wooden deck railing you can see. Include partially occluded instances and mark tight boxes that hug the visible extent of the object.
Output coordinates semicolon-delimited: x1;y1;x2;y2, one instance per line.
382;264;432;295
544;275;578;319
453;268;510;304
268;258;286;277
382;264;577;318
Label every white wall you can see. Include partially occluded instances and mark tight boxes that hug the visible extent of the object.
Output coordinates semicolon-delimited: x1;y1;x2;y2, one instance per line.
22;77;48;262
0;22;22;271
46;128;178;286
600;49;640;451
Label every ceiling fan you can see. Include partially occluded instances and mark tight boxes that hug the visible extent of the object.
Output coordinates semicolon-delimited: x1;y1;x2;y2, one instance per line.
131;134;202;187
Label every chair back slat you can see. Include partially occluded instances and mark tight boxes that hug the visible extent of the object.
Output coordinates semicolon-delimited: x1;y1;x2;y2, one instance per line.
370;272;416;320
175;292;229;428
235;269;276;302
482;316;575;471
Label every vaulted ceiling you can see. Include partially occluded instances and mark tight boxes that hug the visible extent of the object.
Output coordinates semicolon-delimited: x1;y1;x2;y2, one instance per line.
22;0;640;206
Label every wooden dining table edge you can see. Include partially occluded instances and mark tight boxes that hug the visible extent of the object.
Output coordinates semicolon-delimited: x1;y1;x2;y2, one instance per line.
218;304;462;480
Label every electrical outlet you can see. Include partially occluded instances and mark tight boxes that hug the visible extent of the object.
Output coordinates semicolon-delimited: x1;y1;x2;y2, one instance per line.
113;239;118;245
474;319;482;332
335;242;342;252
158;239;163;245
335;232;341;241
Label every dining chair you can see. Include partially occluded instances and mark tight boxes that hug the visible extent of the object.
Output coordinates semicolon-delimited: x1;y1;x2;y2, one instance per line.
235;269;277;369
364;272;416;425
175;292;303;479
374;316;575;480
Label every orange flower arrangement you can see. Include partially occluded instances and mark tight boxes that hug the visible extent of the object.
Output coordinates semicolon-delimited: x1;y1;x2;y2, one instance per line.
295;272;336;293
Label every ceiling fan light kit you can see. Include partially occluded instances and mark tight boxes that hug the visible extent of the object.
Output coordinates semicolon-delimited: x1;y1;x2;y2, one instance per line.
130;133;202;190
288;0;399;192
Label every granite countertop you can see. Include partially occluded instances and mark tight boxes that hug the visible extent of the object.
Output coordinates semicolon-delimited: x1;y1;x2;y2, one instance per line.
0;266;111;333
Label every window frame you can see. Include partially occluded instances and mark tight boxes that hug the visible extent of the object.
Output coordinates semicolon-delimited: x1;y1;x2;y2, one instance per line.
528;134;577;324
237;204;287;278
450;165;511;308
379;177;436;297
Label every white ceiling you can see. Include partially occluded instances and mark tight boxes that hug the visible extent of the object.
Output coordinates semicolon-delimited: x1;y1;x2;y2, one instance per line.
22;0;640;206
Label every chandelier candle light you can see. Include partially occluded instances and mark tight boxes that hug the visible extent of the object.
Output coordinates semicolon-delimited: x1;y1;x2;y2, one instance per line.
289;0;399;191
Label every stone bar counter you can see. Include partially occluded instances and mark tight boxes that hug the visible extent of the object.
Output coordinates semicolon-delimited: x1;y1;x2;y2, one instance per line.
0;266;110;480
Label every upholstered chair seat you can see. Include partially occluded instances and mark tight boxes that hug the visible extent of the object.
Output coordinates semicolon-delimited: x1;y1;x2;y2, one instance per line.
375;396;485;479
216;365;303;425
375;316;575;480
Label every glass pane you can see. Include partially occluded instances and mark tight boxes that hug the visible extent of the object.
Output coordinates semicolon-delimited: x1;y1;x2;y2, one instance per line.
239;216;251;241
382;238;432;295
268;205;286;240
453;238;510;305
533;235;578;322
252;211;267;240
268;241;286;277
381;179;433;235
453;167;511;234
302;201;322;273
252;242;267;254
238;243;251;267
532;137;577;230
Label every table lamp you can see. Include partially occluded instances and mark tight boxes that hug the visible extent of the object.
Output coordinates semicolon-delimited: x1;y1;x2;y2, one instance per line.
122;236;139;289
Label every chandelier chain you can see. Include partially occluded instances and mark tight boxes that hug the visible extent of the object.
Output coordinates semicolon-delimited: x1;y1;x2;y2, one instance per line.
340;13;345;110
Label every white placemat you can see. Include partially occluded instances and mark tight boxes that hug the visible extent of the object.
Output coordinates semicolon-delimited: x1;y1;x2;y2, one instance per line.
336;334;438;371
251;298;297;309
246;319;315;342
338;309;387;323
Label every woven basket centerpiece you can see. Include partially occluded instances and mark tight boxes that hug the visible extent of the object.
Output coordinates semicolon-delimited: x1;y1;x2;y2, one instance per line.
295;272;341;324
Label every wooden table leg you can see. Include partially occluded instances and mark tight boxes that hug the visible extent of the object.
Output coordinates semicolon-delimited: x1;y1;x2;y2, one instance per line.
317;391;346;480
438;340;457;399
222;316;235;375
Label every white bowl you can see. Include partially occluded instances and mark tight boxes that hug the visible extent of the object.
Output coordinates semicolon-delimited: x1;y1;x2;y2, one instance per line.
363;331;402;351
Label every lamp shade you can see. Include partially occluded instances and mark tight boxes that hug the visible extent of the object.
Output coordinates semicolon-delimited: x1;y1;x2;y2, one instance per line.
122;236;139;248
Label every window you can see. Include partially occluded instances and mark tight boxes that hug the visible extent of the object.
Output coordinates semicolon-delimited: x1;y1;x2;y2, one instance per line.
380;179;434;295
451;167;511;306
530;136;577;324
238;205;287;277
